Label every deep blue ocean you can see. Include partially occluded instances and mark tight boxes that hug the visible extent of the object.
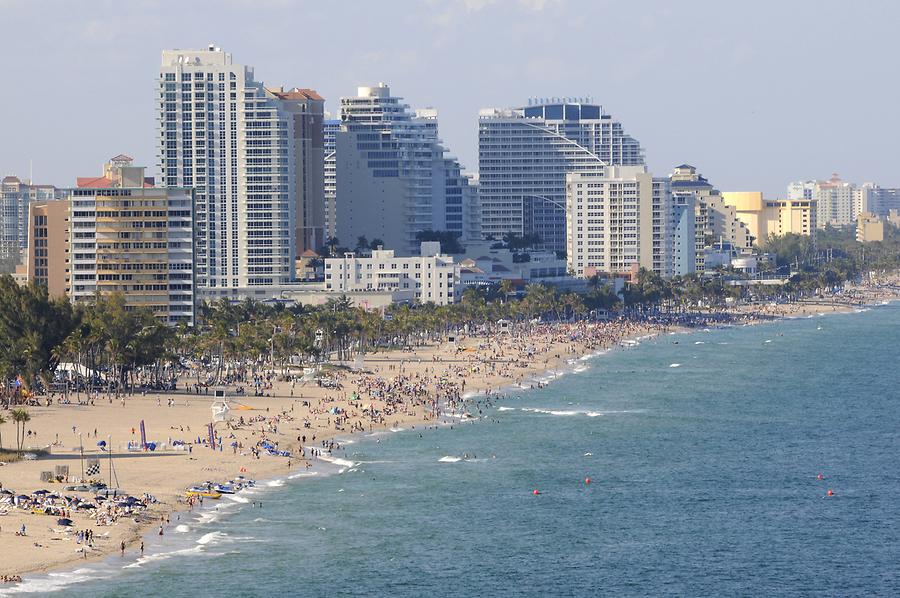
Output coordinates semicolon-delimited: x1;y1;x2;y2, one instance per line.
7;304;900;596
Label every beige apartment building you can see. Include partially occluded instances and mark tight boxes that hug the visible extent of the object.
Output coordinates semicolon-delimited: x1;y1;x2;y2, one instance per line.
19;200;70;297
721;192;816;245
21;156;196;325
856;212;885;243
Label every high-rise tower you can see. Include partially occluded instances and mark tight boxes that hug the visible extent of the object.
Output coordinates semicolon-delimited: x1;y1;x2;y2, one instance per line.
478;99;644;251
158;46;324;298
335;84;479;254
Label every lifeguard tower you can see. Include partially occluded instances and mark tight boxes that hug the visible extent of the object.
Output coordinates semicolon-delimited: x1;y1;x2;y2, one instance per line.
211;389;231;424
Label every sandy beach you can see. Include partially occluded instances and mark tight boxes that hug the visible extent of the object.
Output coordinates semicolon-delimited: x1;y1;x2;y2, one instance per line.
0;281;897;583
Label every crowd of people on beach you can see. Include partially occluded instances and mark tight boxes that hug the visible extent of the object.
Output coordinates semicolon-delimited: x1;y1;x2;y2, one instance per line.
1;277;898;584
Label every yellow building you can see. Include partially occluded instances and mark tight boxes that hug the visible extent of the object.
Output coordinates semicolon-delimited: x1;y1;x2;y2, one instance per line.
722;192;816;245
856;212;885;243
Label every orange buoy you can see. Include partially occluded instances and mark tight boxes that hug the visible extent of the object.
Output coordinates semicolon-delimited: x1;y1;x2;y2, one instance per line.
827;489;834;497
533;489;540;495
585;477;591;485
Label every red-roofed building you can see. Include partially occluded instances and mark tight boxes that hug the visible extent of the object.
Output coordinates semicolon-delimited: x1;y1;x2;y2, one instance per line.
60;156;197;325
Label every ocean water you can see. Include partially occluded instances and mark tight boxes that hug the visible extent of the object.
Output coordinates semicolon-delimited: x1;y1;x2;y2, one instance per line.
7;304;900;596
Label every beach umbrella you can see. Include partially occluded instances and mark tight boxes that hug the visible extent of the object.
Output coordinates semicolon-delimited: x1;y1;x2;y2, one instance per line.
47;494;60;499
76;503;95;510
16;495;29;501
33;489;50;495
57;518;73;526
0;489;13;495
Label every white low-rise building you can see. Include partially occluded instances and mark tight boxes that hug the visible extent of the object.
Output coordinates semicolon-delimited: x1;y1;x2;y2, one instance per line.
324;242;459;305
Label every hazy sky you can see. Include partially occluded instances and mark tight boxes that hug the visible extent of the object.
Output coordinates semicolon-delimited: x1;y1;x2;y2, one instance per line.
1;0;897;196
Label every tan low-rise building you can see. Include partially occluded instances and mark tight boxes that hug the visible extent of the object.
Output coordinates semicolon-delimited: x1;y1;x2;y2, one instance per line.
722;192;816;245
856;212;885;243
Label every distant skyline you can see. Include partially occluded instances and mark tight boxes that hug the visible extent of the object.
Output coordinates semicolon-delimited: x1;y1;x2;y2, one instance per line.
1;0;898;196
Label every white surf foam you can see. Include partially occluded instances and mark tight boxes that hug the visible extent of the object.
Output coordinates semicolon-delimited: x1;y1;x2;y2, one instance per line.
123;545;204;569
317;455;358;469
0;567;114;594
521;407;580;416
669;363;682;368
196;531;227;546
224;494;249;504
174;524;190;533
438;456;462;463
497;406;515;412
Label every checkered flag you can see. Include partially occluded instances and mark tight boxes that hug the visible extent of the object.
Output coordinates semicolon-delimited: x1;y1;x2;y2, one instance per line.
85;461;101;476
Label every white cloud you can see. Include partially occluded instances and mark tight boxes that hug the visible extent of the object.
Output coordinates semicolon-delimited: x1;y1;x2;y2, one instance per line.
516;0;561;10
437;0;560;14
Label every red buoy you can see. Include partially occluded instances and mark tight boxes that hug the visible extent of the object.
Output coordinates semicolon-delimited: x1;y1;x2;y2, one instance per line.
817;474;824;480
827;489;834;497
533;489;540;495
585;477;591;485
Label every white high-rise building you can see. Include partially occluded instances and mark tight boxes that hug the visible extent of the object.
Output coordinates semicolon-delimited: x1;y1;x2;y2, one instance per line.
478;100;644;251
159;46;324;298
0;176;62;268
566;166;671;279
788;174;856;228
787;180;815;201
335;84;479;255
323;117;340;241
670;164;751;273
793;176;900;224
858;183;900;217
670;192;696;277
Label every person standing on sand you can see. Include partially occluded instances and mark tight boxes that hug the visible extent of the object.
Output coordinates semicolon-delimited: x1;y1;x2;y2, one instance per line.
121;541;125;556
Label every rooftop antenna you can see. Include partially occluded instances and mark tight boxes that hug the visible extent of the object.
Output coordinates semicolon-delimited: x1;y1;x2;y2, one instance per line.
29;159;33;185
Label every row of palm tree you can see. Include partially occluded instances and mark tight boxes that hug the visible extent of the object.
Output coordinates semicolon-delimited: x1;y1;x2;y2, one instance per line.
0;408;31;454
2;230;893;399
0;278;174;401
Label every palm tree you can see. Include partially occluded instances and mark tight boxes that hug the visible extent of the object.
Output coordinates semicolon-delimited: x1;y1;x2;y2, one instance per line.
0;412;5;450
11;408;30;454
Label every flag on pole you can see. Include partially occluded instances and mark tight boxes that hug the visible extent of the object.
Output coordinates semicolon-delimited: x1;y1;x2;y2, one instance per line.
86;459;101;477
139;420;147;450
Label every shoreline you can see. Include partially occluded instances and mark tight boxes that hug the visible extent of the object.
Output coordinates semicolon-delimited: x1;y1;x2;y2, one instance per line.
1;287;898;587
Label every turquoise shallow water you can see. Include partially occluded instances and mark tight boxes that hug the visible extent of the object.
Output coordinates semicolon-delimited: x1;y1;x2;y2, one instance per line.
7;304;900;596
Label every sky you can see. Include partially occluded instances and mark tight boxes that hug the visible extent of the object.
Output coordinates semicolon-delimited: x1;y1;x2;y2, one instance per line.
1;0;898;196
